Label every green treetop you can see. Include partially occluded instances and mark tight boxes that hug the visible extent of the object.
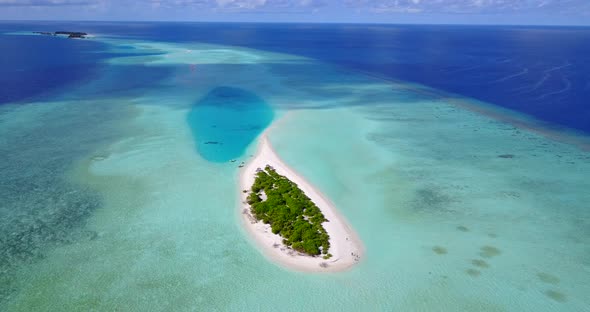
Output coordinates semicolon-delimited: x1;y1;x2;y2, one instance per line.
247;165;331;256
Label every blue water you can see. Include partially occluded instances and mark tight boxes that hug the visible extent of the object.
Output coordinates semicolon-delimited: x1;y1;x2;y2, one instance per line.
1;21;590;311
0;23;172;105
0;34;108;104
2;22;589;133
187;86;274;162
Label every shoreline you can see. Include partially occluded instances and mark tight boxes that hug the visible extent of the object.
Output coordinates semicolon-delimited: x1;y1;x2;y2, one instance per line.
238;134;363;272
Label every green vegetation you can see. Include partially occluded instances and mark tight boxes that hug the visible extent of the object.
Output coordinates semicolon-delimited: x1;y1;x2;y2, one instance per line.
247;165;330;256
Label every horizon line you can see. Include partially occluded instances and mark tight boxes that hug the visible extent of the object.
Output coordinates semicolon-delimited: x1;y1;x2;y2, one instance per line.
1;19;590;27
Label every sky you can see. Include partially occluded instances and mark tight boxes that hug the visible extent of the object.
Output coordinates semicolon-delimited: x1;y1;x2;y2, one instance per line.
0;0;589;25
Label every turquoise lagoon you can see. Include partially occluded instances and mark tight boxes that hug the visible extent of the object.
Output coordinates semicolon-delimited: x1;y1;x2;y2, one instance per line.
0;34;589;312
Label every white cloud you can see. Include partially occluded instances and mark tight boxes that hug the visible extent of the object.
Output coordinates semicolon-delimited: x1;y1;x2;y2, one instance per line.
344;0;590;14
0;0;99;5
1;0;587;16
139;0;324;11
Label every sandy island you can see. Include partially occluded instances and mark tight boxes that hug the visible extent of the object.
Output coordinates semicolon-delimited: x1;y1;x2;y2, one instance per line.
238;134;363;272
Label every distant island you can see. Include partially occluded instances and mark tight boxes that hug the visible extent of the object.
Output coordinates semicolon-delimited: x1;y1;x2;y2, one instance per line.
33;31;88;38
247;165;332;258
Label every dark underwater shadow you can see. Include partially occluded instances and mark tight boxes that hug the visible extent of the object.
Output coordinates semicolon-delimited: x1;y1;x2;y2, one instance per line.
187;86;274;163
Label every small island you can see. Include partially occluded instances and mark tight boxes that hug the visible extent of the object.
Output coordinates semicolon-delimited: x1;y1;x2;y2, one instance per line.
239;134;362;272
247;165;332;258
33;31;88;38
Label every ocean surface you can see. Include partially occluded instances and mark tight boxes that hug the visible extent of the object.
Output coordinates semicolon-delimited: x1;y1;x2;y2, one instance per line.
0;21;589;311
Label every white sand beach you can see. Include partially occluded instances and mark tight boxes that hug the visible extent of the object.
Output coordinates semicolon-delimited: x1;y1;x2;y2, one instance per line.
238;134;363;272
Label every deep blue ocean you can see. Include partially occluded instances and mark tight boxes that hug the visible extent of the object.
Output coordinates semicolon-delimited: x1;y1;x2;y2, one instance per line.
1;21;589;133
